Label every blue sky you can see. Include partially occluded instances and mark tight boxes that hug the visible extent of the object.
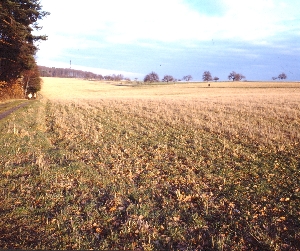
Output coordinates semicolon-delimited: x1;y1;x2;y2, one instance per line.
35;0;300;81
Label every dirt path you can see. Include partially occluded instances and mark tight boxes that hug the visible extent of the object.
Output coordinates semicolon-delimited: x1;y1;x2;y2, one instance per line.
0;101;30;121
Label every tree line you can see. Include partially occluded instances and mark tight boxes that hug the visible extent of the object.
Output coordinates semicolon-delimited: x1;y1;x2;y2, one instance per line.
39;67;289;84
143;71;288;83
39;66;104;80
143;71;222;83
39;66;133;82
0;0;49;100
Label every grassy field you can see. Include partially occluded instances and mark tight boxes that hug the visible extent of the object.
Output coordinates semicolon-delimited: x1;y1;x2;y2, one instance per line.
0;78;300;250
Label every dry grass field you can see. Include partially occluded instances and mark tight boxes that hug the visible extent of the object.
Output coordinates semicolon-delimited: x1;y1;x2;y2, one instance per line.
0;77;300;250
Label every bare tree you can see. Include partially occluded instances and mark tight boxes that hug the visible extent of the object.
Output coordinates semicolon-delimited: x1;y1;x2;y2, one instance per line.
228;71;245;81
162;75;174;82
183;75;193;81
104;75;114;81
202;71;213;81
144;71;159;83
213;76;219;82
112;74;124;81
238;74;246;81
228;71;237;81
278;73;287;80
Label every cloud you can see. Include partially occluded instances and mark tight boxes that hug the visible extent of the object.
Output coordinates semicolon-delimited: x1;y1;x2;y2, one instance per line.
35;0;300;80
40;0;205;42
218;1;282;39
38;0;300;47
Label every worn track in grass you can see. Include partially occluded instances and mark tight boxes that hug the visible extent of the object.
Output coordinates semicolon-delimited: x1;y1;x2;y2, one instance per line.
0;101;30;120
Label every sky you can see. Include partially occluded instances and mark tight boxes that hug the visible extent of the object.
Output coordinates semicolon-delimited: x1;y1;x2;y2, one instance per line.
35;0;300;81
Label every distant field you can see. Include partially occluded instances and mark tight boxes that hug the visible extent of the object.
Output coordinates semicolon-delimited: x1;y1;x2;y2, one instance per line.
0;78;299;250
41;77;300;100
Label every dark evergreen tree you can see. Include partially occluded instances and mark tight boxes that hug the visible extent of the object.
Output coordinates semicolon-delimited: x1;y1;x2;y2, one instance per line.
0;0;49;84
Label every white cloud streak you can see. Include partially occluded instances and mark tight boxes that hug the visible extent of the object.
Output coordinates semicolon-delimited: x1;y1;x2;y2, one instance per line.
39;0;300;44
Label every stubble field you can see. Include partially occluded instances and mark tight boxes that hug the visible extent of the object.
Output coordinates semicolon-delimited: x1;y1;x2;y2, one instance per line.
0;78;300;250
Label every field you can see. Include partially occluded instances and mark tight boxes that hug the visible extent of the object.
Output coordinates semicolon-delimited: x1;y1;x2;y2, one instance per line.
0;78;300;250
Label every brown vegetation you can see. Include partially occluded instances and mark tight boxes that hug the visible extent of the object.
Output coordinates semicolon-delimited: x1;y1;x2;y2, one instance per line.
0;80;25;101
0;79;299;250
